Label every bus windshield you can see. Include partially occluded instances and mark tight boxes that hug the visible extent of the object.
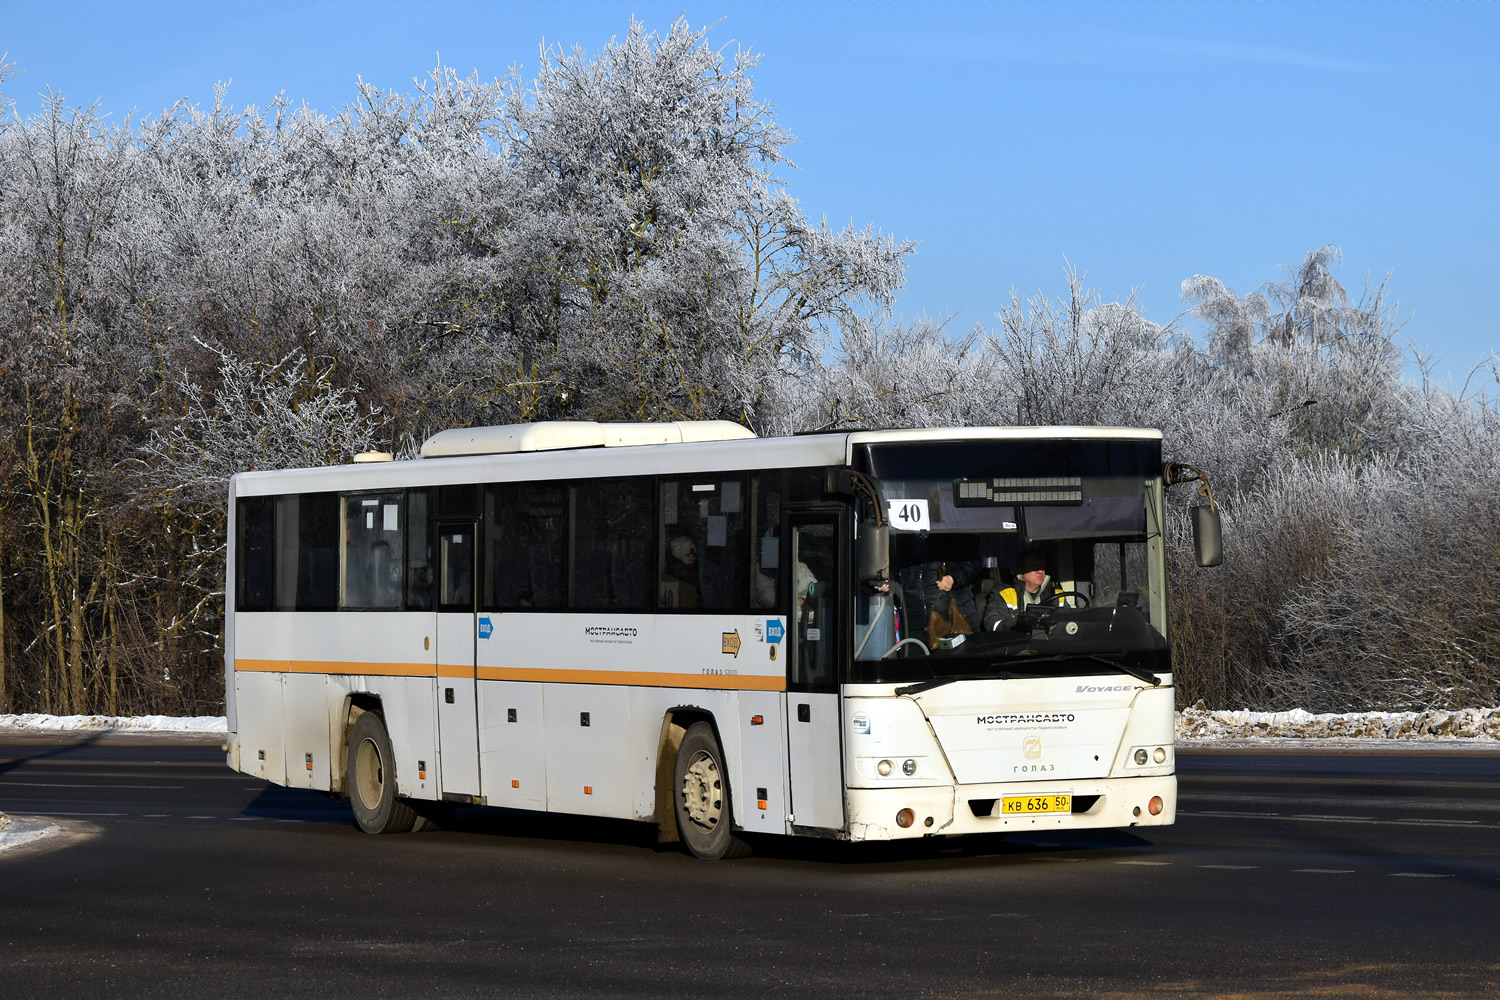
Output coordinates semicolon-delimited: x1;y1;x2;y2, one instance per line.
851;439;1169;686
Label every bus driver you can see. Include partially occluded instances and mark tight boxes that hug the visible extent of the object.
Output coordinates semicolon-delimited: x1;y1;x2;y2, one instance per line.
983;548;1064;632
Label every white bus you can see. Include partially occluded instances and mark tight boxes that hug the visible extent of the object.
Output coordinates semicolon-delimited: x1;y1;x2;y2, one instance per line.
224;421;1221;859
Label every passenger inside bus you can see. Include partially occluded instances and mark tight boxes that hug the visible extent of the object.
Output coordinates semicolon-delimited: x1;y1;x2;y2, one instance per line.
661;535;700;608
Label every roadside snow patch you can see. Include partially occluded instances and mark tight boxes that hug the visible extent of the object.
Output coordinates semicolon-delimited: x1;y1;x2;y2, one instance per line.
0;713;227;734
0;814;62;855
1177;706;1500;741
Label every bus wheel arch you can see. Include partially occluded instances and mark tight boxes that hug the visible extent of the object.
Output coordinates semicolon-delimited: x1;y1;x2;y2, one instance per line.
346;708;419;834
672;719;752;860
652;708;725;845
334;695;382;797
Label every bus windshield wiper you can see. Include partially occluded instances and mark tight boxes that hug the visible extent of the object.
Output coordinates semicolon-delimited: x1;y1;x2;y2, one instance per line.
895;672;1018;696
988;652;1161;687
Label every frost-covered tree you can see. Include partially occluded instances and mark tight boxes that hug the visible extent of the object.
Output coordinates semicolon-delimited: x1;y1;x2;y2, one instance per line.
0;13;1495;717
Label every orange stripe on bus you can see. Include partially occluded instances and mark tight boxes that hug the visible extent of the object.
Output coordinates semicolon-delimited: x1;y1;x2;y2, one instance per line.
234;659;785;691
476;666;786;691
235;659;436;677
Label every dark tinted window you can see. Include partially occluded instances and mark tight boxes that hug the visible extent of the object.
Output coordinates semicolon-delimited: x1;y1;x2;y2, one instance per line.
406;489;433;610
573;478;654;610
486;482;566;609
236;497;275;612
274;493;339;611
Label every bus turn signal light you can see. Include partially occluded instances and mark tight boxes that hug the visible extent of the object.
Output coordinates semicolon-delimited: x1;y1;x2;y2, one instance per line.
896;808;915;828
1148;796;1164;816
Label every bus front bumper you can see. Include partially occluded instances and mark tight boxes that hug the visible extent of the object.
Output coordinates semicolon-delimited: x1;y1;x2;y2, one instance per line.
843;775;1177;841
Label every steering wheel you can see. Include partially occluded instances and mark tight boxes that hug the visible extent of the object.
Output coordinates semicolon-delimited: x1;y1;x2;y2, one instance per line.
1038;590;1090;609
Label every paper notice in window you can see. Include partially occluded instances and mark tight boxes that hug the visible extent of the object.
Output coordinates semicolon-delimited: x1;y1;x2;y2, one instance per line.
707;515;727;547
383;504;399;532
721;481;742;513
663;482;678;523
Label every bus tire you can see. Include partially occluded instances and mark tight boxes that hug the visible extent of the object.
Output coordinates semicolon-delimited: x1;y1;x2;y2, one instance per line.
673;722;751;860
347;711;418;834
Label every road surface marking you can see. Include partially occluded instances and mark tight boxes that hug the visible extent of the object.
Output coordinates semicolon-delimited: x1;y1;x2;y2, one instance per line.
1295;868;1355;874
0;782;181;789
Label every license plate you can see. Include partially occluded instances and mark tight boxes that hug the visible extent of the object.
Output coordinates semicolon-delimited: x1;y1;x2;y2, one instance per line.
1001;794;1071;815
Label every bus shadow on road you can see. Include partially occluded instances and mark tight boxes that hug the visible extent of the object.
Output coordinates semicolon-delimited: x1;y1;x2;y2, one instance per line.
233;783;1162;867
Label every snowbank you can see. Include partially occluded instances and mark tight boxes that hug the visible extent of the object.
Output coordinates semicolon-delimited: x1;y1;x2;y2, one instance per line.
0;714;227;734
1176;705;1500;742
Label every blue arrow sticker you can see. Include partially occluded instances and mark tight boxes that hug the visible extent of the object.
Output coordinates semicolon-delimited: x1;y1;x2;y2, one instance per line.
478;616;493;640
765;620;784;644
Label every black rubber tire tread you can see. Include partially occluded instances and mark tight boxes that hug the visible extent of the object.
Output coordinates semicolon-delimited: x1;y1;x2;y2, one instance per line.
672;722;752;860
347;711;419;834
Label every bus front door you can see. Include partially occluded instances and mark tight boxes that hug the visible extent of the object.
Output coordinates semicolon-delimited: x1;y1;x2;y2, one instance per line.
435;521;481;798
784;509;846;832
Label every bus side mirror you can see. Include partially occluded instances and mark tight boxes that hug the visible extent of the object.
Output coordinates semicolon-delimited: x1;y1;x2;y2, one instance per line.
859;524;890;584
1192;506;1223;568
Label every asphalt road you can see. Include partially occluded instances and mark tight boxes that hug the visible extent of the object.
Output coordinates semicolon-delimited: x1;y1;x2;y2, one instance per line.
1;734;1497;999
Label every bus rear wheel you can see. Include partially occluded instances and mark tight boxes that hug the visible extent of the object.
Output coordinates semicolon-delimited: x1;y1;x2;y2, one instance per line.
347;711;419;834
673;722;751;860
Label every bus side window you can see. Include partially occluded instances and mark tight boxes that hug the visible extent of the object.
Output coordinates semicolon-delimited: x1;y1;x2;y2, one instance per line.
340;493;405;610
487;482;566;609
749;474;781;609
658;475;747;611
275;493;339;611
573;478;653;611
404;490;432;610
236;497;275;612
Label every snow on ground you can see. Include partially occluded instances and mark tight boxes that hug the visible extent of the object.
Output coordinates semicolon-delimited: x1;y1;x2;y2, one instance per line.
1176;705;1500;742
0;714;226;734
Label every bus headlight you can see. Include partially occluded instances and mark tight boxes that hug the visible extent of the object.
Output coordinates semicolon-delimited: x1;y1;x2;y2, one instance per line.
902;758;917;776
1134;748;1148;765
1153;747;1167;764
877;759;893;776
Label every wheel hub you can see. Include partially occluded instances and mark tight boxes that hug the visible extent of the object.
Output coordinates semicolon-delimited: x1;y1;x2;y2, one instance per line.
355;737;385;809
681;750;722;829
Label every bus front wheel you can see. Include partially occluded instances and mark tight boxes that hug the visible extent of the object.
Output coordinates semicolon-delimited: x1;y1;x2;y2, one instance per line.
673;722;751;860
347;711;419;834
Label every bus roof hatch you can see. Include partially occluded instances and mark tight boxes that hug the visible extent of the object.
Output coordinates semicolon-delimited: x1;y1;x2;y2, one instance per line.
419;420;756;458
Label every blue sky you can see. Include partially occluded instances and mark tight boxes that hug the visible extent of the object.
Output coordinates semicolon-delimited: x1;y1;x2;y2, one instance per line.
5;1;1496;382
